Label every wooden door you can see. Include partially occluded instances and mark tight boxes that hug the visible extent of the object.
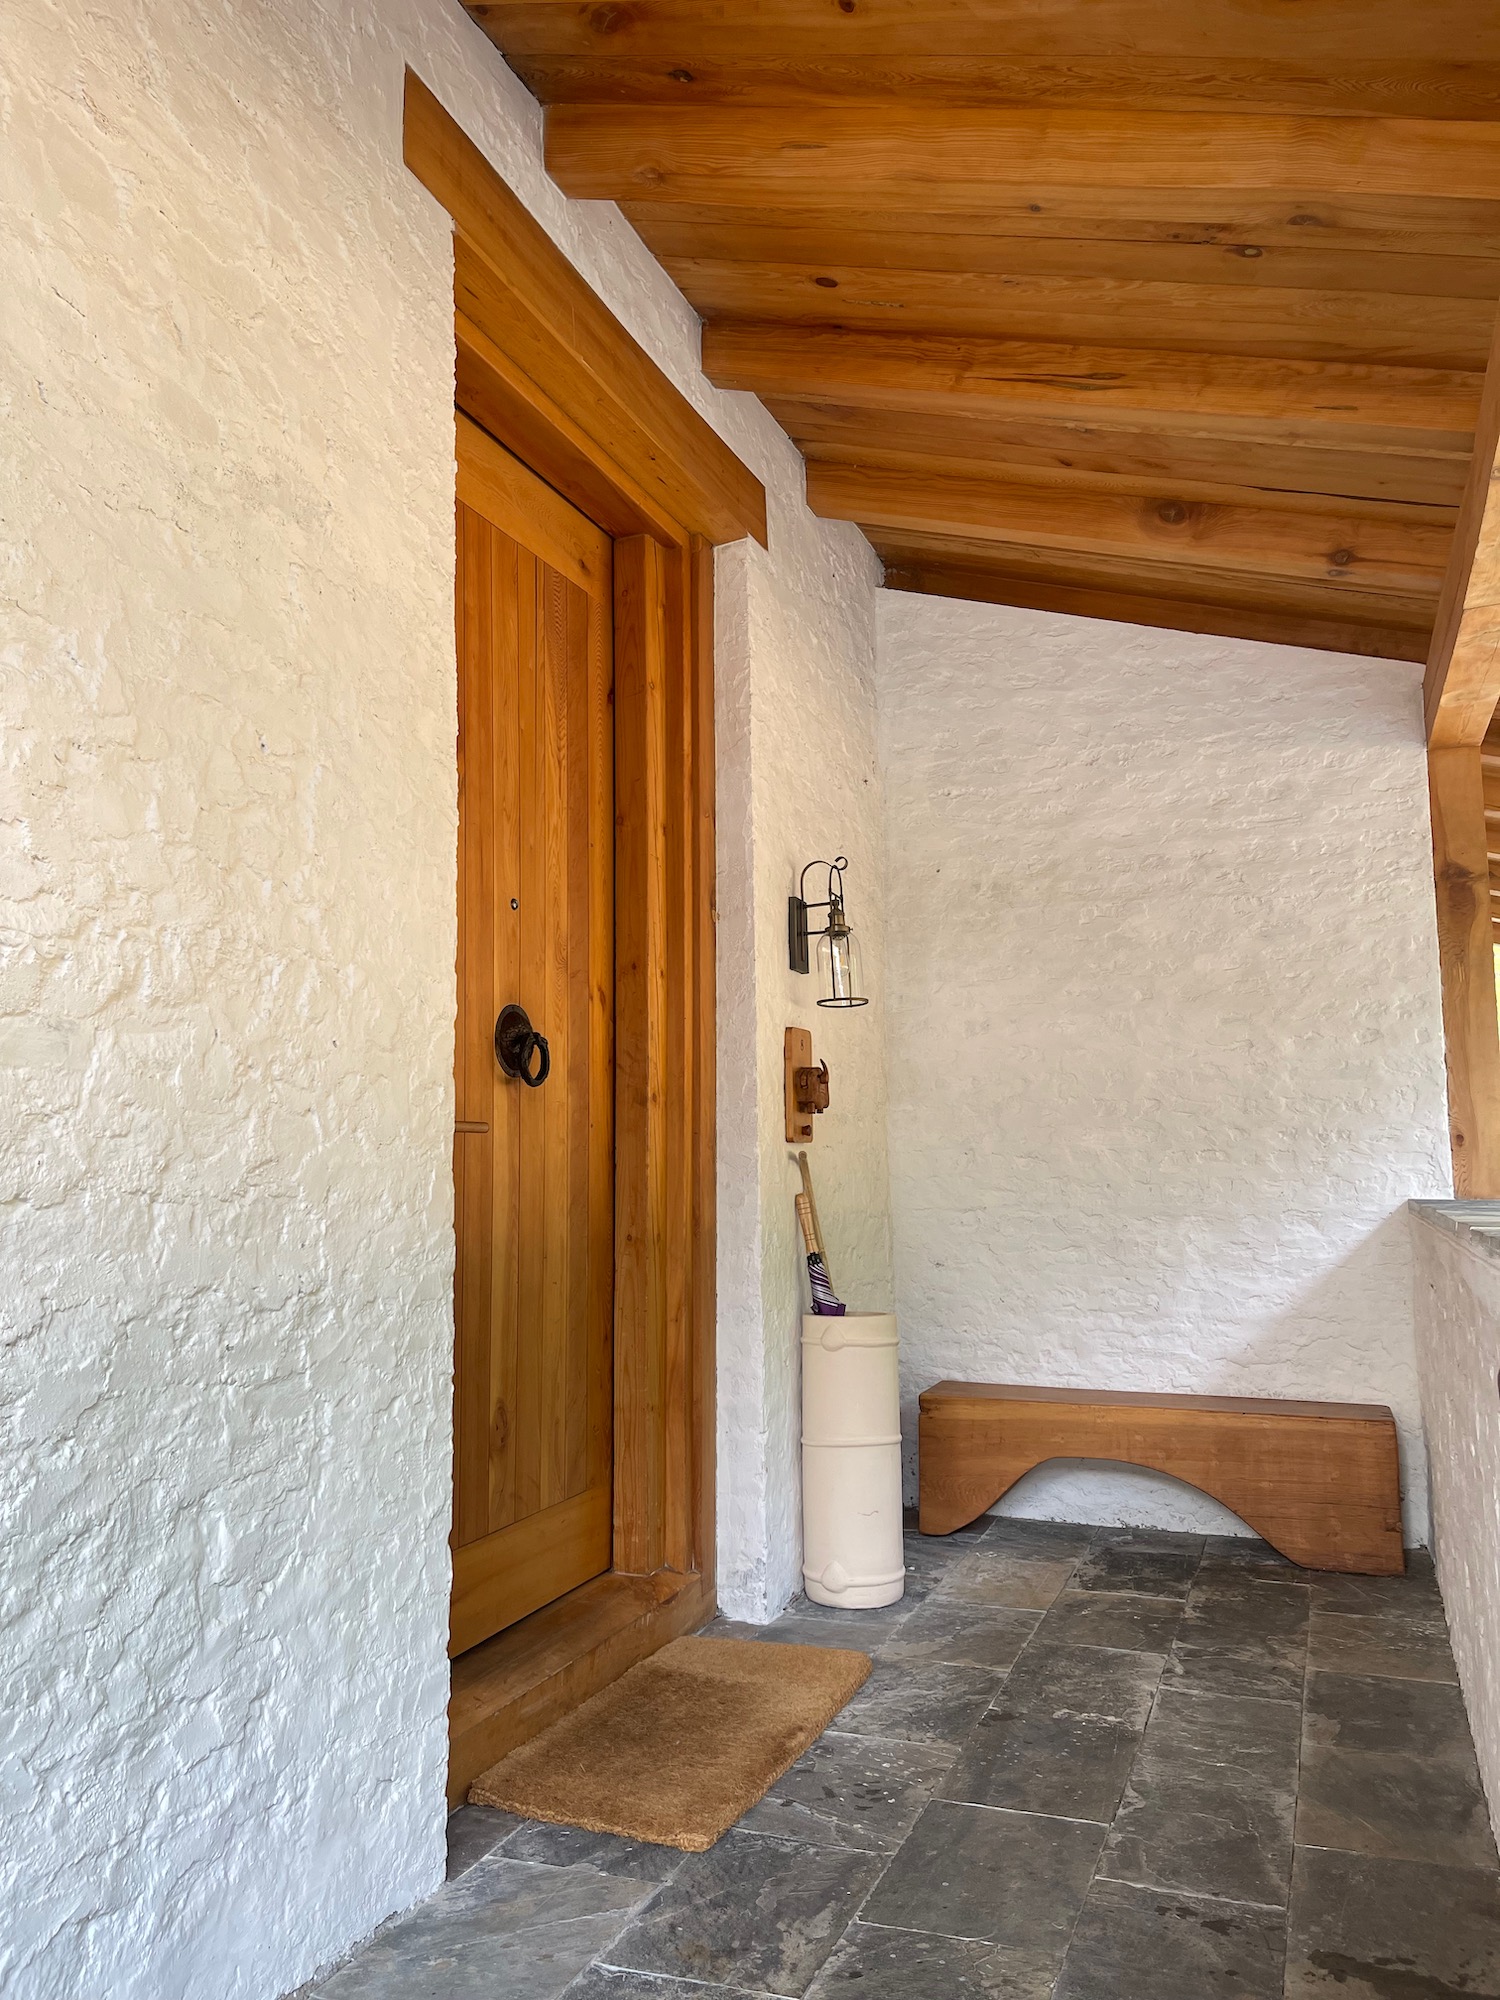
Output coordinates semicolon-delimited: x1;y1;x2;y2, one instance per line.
450;412;614;1658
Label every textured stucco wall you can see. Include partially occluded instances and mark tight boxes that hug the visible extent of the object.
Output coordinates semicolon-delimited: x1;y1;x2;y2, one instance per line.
0;5;880;1995
715;534;891;1623
877;591;1451;1543
1411;1205;1500;1843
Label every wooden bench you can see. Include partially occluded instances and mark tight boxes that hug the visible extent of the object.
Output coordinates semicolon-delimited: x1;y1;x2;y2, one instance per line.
918;1382;1405;1574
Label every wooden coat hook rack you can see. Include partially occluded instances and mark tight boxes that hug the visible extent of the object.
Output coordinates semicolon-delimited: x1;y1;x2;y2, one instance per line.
785;1026;831;1143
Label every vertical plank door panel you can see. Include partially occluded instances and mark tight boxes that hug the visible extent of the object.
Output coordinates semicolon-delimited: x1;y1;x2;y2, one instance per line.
562;573;592;1505
492;532;524;1536
585;564;616;1507
452;413;616;1657
512;543;544;1532
454;501;499;1551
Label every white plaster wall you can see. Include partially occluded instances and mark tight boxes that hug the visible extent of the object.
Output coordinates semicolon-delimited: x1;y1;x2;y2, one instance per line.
877;592;1452;1543
0;5;883;1995
1411;1206;1500;1845
714;532;892;1623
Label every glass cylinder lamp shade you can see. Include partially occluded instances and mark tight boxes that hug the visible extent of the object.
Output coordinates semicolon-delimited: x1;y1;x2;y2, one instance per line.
817;895;868;1007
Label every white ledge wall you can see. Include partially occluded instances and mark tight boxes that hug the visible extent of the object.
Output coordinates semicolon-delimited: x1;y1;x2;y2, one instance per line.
0;5;884;1996
876;592;1451;1542
1410;1203;1500;1843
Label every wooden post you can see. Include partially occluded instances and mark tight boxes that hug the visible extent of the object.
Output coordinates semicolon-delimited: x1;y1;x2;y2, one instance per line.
688;536;717;1588
1424;308;1500;1192
1429;746;1500;1195
613;534;670;1574
1425;309;1500;750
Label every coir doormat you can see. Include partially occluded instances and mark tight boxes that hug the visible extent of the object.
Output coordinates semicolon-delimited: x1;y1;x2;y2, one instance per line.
468;1634;871;1852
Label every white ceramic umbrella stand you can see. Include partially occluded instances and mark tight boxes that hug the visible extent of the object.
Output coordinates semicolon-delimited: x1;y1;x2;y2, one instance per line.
800;1311;905;1609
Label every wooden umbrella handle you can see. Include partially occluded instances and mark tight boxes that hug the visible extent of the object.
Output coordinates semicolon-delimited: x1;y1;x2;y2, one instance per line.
796;1149;831;1281
795;1192;819;1256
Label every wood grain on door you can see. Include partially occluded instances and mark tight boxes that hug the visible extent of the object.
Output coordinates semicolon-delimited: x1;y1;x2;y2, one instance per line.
451;413;615;1657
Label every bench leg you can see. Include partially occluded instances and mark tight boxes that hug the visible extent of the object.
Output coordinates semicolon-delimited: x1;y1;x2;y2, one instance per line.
918;1415;1037;1536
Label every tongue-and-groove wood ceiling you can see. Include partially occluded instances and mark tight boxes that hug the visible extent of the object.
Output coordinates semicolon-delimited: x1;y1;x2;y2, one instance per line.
462;1;1500;665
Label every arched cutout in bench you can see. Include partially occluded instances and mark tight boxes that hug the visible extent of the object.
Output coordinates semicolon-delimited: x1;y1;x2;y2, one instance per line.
918;1382;1405;1575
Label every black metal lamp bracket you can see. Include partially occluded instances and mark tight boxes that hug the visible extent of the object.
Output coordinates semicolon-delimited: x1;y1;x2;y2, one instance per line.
788;857;848;975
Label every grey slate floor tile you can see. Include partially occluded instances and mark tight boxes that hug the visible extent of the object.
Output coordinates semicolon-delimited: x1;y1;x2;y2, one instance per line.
980;1515;1097;1561
566;1971;762;1999
1195;1535;1306;1585
1306;1550;1441;1618
760;1600;911;1651
320;1523;1499;2000
861;1799;1105;1962
447;1803;525;1879
901;1531;988;1592
1054;1877;1286;2000
313;1859;652;2000
502;1821;684;1883
1164;1576;1309;1704
315;1910;629;2000
437;1853;659;1925
698;1615;765;1640
877;1596;1042;1671
1033;1587;1186;1655
805;1918;1057;1999
1284;1845;1500;1998
935;1545;1079;1610
603;1829;884;1995
835;1658;1007;1746
906;1505;990;1542
1101;1688;1300;1907
1074;1529;1205;1599
737;1728;955;1853
1306;1606;1458;1683
1297;1670;1498;1868
942;1642;1163;1823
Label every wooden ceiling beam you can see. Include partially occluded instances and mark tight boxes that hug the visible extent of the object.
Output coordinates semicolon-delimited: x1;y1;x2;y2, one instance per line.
627;206;1500;298
469;1;1500;65
547;106;1500;208
808;460;1451;593
628;196;1500;264
865;525;1439;629
668;260;1494;370
795;434;1457;523
703;323;1482;453
466;3;1498;671
771;399;1471;509
1427;311;1500;744
876;553;1428;662
490;55;1500;123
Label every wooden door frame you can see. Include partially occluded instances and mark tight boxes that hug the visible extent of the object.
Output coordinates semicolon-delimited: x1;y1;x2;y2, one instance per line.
403;72;768;1802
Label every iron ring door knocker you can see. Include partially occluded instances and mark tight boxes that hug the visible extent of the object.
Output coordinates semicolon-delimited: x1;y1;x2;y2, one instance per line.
494;1003;551;1088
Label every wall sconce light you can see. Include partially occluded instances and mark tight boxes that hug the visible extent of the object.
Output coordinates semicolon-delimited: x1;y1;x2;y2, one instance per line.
788;857;868;1008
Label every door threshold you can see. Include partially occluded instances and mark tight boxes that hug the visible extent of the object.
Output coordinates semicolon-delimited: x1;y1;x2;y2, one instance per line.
447;1567;712;1805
